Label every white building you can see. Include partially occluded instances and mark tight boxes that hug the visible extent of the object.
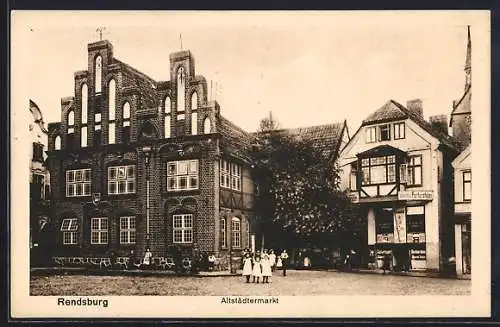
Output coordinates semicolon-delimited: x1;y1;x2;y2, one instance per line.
338;99;458;272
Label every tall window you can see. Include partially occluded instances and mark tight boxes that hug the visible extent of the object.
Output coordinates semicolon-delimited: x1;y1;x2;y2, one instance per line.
108;79;116;144
203;117;211;134
463;171;471;201
60;218;79;245
122;102;131;143
173;214;193;243
177;67;186;112
164;96;171;138
191;112;198;135
366;126;377;143
394;122;405;140
349;163;357;190
220;218;226;248
191;91;198;110
95;56;102;93
406;206;425;243
407;155;422;186
231;217;241;248
55;136;61;150
67;110;75;150
81;126;88;147
220;160;242;191
361;155;396;185
91;217;108;244
108;165;135;194
32;143;44;162
81;84;88;124
66;169;91;197
94;112;102;146
378;124;391;141
120;216;136;244
167;160;199;191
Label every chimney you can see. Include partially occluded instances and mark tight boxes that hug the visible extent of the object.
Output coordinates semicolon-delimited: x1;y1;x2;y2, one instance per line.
429;114;448;135
406;99;423;118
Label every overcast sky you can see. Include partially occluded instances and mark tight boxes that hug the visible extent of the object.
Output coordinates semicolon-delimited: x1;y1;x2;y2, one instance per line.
13;11;485;136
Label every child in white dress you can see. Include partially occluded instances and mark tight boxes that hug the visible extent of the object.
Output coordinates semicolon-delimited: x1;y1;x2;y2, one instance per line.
252;255;262;283
242;253;253;283
261;254;272;283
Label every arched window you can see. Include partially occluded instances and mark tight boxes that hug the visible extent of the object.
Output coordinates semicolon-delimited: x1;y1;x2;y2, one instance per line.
231;217;241;248
203;117;211;134
164;96;171;138
68;110;75;127
177;67;186;112
191;112;198;135
191;91;198;110
220;218;226;248
95;56;102;93
108;79;116;120
164;96;171;114
122;102;131;143
81;84;88;124
55;136;61;150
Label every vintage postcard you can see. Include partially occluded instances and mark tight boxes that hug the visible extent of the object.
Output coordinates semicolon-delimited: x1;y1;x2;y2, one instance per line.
10;10;490;318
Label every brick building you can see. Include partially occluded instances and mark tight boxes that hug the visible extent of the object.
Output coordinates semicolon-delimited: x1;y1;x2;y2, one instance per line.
46;39;257;264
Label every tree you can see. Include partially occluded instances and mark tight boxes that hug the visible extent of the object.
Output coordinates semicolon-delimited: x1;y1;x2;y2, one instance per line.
251;114;363;252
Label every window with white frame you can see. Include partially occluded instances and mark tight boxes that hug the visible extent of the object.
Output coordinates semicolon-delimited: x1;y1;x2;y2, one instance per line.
60;218;79;245
91;217;108;244
120;216;136;244
393;122;405;140
173;214;193;243
361;155;396;185
220;160;241;191
378;124;391;141
108;165;135;194
463;171;471;201
366;126;377;143
66;169;91;197
231;217;241;248
220;218;226;248
167;160;199;191
407;155;422;186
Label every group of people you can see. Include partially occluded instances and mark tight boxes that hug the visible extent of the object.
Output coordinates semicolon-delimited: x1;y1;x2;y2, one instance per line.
242;249;290;283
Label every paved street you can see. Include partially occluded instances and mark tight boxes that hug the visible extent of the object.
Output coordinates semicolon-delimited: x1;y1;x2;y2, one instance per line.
30;270;470;296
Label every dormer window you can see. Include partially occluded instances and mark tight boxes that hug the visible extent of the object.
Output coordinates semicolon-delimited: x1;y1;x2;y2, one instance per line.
378;124;391;141
394;122;405;140
366;126;377;143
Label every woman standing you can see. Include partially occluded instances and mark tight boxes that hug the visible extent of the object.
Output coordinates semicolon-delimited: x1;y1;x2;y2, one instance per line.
261;254;272;283
269;250;276;272
242;253;253;283
252;255;262;283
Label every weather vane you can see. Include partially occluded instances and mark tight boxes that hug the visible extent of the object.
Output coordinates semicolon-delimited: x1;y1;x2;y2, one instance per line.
96;27;106;41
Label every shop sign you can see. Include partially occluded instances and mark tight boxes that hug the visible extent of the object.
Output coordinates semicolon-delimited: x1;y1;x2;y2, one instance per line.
376;233;394;243
348;192;359;203
398;190;433;201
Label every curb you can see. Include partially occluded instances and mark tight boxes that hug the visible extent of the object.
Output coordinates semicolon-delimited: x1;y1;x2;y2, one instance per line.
327;268;469;280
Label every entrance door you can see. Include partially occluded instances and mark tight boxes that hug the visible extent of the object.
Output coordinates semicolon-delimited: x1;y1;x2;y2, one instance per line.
462;226;471;274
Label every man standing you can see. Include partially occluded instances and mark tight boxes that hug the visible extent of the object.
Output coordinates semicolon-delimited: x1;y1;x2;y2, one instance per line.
280;250;289;276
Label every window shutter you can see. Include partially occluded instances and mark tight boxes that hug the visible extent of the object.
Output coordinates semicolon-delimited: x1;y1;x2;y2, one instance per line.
399;164;408;183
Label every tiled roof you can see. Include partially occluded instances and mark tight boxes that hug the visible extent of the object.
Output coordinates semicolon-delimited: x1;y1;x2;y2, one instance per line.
218;115;257;163
362;100;458;151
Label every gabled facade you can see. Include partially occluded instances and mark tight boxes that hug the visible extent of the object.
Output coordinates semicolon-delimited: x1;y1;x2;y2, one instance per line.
339;99;458;272
45;40;257;265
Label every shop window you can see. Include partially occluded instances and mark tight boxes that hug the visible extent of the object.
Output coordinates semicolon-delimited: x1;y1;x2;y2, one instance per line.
91;217;108;244
463;171;471;201
66;169;91;197
393;122;405;140
173;214;193;243
406;206;425;242
120;216;136;244
376;208;393;236
408;155;422;186
360;155;396;185
378;124;391;141
108;165;135;195
60;218;79;245
167;160;199;191
232;217;241;248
